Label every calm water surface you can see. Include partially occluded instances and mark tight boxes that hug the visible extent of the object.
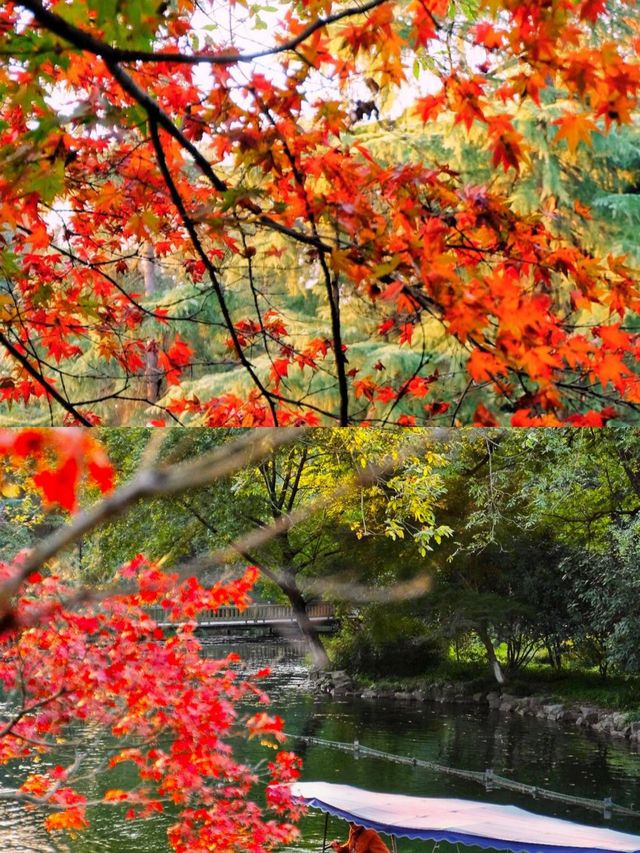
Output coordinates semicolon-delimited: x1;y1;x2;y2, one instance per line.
2;637;640;852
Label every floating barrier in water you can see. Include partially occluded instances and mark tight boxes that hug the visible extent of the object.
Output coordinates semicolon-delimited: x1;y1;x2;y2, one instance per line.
284;733;640;822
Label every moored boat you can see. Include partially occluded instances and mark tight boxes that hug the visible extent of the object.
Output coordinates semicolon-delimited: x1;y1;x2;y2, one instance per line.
291;782;640;853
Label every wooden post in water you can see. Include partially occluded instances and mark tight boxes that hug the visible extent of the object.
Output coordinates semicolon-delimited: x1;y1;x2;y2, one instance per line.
484;769;494;791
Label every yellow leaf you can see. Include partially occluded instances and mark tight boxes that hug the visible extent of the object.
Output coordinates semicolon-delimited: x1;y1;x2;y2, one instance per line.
0;293;16;322
104;789;128;801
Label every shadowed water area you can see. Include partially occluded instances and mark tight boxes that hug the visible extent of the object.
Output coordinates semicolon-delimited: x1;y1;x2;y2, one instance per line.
2;637;640;852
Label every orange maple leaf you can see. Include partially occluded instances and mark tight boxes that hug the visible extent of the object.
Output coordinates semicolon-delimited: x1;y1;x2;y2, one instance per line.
553;112;598;153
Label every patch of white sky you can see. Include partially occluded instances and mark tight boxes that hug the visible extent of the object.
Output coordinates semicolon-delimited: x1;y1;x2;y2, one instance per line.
21;0;497;147
32;0;489;147
188;0;447;121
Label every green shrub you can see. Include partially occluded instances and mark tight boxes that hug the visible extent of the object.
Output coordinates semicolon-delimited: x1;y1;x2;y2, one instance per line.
328;604;445;678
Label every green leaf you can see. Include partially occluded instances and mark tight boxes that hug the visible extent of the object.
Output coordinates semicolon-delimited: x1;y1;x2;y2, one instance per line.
23;158;65;203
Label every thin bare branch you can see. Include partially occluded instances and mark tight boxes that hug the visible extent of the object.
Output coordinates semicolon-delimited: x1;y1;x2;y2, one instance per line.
17;0;390;67
0;428;302;606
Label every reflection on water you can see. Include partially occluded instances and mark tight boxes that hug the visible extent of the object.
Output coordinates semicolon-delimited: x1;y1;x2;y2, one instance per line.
201;634;309;672
0;801;57;852
1;636;640;852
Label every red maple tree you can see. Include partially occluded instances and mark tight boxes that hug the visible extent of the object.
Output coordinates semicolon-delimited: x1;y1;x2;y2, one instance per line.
0;429;303;850
1;0;640;425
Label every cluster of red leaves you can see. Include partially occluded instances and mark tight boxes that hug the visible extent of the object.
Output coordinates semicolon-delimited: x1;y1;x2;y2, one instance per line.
20;773;89;832
0;559;302;850
0;14;197;418
0;428;114;510
158;334;194;387
1;0;640;424
0;432;302;850
158;309;331;426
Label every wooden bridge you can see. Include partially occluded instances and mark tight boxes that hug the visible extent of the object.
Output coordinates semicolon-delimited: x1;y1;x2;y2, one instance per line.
145;602;337;633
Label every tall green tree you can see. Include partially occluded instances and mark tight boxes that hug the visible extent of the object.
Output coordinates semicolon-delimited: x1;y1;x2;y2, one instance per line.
83;428;452;668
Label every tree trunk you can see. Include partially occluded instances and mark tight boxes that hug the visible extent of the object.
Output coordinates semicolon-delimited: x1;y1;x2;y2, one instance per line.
281;571;330;670
476;624;506;685
142;242;157;296
271;523;331;670
142;243;162;402
145;340;162;402
546;640;562;671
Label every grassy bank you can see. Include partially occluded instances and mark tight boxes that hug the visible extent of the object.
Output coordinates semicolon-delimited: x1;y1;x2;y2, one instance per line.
354;661;640;716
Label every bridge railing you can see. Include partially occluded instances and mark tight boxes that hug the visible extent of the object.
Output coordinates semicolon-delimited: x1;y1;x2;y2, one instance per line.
145;601;335;624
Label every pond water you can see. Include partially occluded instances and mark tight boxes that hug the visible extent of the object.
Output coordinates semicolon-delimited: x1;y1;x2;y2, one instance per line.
2;637;640;852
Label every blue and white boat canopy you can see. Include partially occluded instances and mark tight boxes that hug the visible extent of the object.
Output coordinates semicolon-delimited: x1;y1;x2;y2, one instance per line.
291;782;640;853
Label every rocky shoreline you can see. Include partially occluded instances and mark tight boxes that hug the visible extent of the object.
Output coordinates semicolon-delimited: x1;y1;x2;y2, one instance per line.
313;671;640;747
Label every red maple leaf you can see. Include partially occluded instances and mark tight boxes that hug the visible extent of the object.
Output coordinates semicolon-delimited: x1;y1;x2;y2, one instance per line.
32;457;80;512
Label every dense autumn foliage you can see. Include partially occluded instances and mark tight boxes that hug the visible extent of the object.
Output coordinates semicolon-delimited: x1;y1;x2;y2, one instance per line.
0;429;302;851
1;0;640;425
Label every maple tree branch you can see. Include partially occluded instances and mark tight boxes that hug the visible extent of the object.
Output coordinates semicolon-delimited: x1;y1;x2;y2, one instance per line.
324;264;350;425
17;4;348;256
20;5;220;198
381;341;430;425
105;60;228;193
0;429;301;603
450;378;474;426
74;394;185;425
250;90;350;423
19;1;336;257
0;330;93;426
17;0;391;66
6;302;146;411
48;237;197;324
256;215;332;251
148;119;280;423
555;378;640;413
241;232;274;361
0;688;66;739
1;750;88;808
